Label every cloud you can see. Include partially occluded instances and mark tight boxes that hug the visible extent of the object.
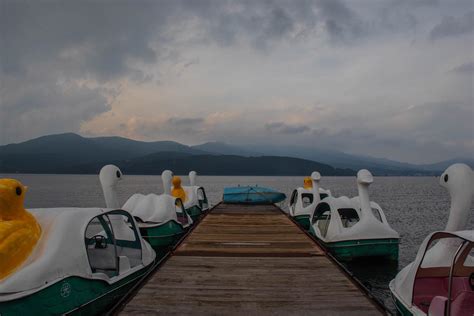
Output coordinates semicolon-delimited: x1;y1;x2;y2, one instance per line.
450;62;474;75
0;0;365;144
168;117;205;125
265;122;311;134
430;11;474;40
0;1;171;81
185;0;316;50
319;0;366;43
0;73;109;144
1;1;473;164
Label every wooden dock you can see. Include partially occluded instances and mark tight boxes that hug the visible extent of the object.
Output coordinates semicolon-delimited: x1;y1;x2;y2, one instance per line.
119;204;384;315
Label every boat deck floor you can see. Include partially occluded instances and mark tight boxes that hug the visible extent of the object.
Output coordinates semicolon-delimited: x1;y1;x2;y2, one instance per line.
119;203;383;315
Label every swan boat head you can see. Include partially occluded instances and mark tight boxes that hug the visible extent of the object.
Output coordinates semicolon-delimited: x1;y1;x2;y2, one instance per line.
99;164;123;209
439;163;474;232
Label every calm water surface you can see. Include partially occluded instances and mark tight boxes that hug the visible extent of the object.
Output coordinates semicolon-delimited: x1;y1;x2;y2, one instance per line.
2;174;473;314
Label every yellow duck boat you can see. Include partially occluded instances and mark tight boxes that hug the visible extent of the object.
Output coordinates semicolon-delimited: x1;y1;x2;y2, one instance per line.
0;179;41;281
0;167;156;316
171;172;209;221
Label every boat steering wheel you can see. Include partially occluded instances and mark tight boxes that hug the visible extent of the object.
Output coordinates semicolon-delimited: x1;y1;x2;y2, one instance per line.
91;235;108;249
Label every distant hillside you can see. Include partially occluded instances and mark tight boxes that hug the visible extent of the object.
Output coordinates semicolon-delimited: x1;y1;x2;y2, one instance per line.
218;143;471;175
1;133;467;175
0;133;352;175
0;133;207;173
192;142;414;174
64;153;355;176
241;144;427;175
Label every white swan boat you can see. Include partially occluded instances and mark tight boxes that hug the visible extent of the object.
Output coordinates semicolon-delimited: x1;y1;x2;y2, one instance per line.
309;169;399;261
180;171;209;221
289;171;332;229
122;170;193;250
0;166;156;315
389;163;474;316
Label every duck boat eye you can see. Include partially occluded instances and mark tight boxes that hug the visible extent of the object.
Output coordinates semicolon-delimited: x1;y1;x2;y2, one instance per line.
444;174;448;183
116;171;121;178
16;187;22;196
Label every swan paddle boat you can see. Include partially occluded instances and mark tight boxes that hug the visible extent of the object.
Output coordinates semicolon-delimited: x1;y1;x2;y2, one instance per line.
309;169;399;261
123;170;193;250
173;171;209;222
289;171;332;230
223;185;286;204
0;167;156;315
389;163;474;316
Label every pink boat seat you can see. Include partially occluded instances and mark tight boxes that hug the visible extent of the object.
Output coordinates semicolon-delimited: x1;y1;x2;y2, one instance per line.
413;277;471;312
427;296;448;316
177;212;189;225
450;291;474;316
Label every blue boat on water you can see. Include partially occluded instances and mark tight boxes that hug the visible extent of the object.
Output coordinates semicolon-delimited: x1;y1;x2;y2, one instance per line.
223;186;286;204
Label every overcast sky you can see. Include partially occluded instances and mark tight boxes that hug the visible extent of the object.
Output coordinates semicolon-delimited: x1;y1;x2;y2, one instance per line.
1;0;473;163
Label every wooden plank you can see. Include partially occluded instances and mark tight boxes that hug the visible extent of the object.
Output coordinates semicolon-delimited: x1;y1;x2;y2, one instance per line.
120;203;383;315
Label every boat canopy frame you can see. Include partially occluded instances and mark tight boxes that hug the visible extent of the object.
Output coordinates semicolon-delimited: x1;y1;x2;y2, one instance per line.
415;231;473;278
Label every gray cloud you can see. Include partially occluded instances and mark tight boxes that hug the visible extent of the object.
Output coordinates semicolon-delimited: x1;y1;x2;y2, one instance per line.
0;0;364;143
318;0;366;43
450;62;474;75
131;116;207;140
0;1;171;80
0;0;171;143
0;74;109;144
265;122;311;134
168;117;205;125
1;0;473;163
185;0;318;50
430;11;474;40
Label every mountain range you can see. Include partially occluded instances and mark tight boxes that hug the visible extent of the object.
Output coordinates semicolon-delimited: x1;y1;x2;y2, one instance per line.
0;133;471;175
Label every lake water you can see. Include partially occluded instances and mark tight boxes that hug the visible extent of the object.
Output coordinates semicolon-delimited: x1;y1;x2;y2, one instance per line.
2;174;473;314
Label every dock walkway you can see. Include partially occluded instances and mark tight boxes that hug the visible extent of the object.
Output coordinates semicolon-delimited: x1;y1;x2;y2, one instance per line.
119;203;384;315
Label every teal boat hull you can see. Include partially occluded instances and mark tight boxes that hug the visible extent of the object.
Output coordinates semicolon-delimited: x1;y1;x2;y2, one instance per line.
392;296;413;316
186;205;202;222
0;265;151;316
292;214;311;230
309;227;399;261
139;220;185;250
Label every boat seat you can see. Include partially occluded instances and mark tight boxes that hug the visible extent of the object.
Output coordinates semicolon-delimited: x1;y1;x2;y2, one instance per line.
177;212;189;225
118;256;131;274
427;296;448;316
413;277;471;312
87;247;117;276
451;291;474;316
116;246;142;267
413;277;447;312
